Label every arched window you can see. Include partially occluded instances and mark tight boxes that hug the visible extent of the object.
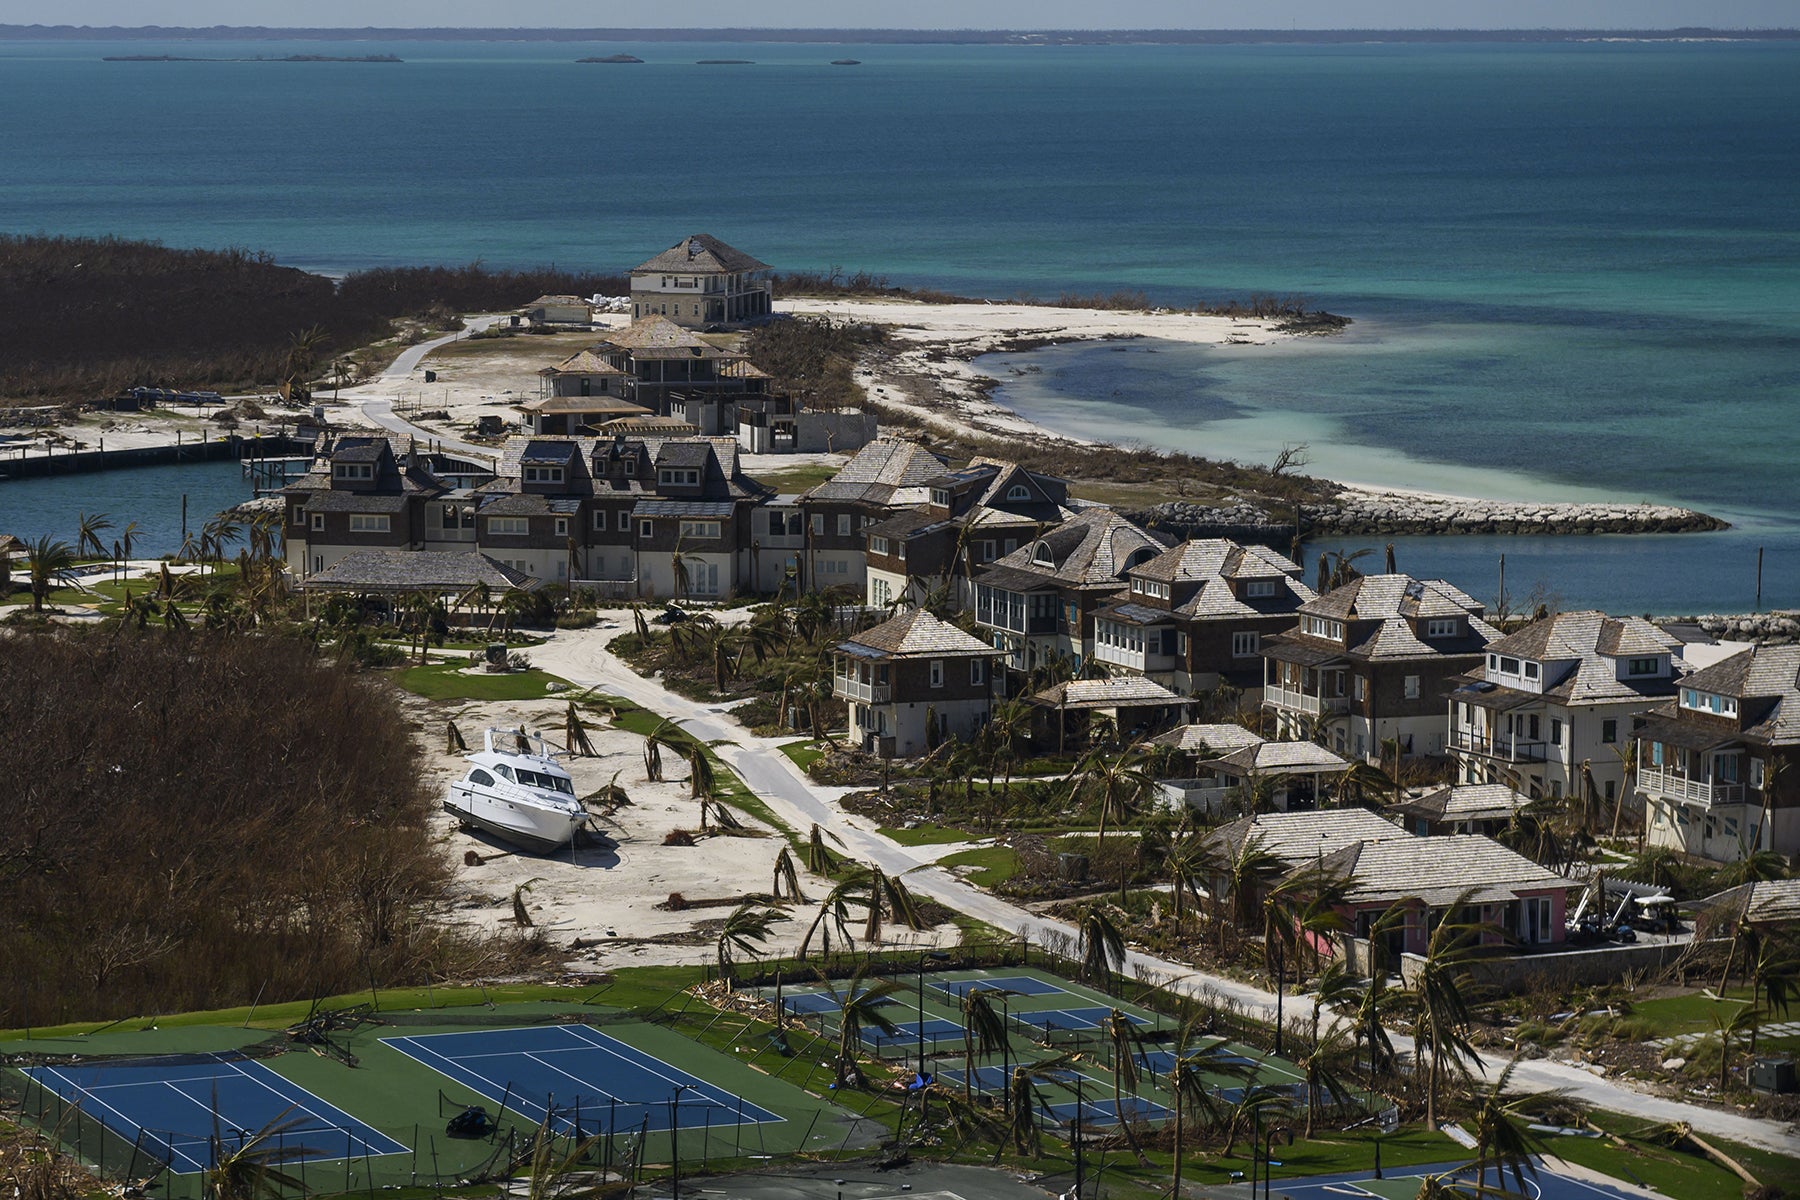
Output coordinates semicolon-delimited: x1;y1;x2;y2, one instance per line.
1031;543;1055;567
1006;484;1031;501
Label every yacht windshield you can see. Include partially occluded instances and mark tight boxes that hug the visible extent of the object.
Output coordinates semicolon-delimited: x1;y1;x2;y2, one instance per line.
516;769;573;794
493;764;515;783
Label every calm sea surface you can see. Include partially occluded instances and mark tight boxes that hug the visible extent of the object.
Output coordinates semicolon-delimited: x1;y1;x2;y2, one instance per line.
1;38;1796;610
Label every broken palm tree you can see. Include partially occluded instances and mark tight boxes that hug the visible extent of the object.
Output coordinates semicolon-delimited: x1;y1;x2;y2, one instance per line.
564;702;596;757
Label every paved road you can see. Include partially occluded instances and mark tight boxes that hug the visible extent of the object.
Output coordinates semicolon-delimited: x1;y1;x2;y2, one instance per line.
529;622;1800;1158
353;316;501;461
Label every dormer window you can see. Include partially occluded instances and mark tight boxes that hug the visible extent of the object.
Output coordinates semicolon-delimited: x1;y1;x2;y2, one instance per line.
1006;484;1031;501
1032;543;1055;567
1523;661;1540;680
659;468;700;487
870;536;889;556
333;462;374;482
1627;657;1662;677
1245;580;1277;598
1304;616;1343;640
1681;688;1738;716
1425;618;1458;639
1498;656;1521;675
523;466;565;484
930;488;950;506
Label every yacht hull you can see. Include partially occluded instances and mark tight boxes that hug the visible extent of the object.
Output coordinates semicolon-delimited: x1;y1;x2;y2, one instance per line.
444;787;584;854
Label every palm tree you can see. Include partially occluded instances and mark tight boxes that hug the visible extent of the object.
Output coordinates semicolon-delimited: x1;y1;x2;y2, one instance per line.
1714;1002;1760;1090
24;536;77;613
1409;890;1487;1128
1077;904;1126;990
1220;1079;1292;1158
1263;867;1350;1054
1294;1023;1355;1137
772;845;804;902
1167;1034;1257;1196
1332;759;1396;809
75;511;113;559
1221;831;1284;940
829;965;903;1086
1465;1056;1559;1197
957;987;1009;1105
715;903;786;991
1005;1053;1079;1157
1102;1008;1150;1163
1076;738;1155;856
201;1112;308;1200
118;519;141;561
1165;834;1219;930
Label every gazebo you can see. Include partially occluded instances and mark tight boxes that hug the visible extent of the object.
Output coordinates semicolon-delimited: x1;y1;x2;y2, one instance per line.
1026;675;1188;751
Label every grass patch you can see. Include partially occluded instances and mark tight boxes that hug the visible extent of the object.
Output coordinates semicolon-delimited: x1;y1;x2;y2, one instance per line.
938;845;1020;888
393;660;567;701
778;739;825;771
1549;1110;1800;1200
748;462;840;494
877;821;976;846
1621;988;1755;1038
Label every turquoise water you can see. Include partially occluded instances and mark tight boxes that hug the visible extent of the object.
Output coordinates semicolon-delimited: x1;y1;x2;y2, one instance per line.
0;460;253;558
1;38;1796;610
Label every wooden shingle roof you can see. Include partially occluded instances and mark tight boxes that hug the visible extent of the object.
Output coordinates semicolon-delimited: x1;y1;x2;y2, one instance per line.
632;234;770;276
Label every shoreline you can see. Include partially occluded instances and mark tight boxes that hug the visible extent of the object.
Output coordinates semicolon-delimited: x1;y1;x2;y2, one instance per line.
780;296;1728;535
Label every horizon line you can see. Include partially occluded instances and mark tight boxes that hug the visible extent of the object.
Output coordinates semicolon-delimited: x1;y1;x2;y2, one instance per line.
6;23;1799;35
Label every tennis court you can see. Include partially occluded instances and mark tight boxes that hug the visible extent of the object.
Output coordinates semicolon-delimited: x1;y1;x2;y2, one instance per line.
1270;1159;1650;1199
22;1055;405;1173
1045;1095;1173;1128
858;1018;965;1048
381;1024;784;1136
778;989;899;1016
1013;1006;1148;1034
930;975;1066;1001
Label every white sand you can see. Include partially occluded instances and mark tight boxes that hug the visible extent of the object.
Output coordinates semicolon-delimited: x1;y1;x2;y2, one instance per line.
406;684;955;972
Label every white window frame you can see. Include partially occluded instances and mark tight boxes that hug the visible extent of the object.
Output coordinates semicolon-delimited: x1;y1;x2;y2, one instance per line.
679;520;721;539
333;462;374;481
310;512;325;532
929;659;944;688
348;513;390;533
837;513;852;537
523;465;566;484
487;517;529;536
554;517;569;537
1404;675;1421;700
971;659;985;685
1245;580;1277;598
1425;618;1457;638
1231;631;1259;658
593;510;608;531
640;520;654;539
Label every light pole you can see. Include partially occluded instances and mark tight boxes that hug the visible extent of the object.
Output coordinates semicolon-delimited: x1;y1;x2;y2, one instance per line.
668;1084;690;1200
916;950;949;1074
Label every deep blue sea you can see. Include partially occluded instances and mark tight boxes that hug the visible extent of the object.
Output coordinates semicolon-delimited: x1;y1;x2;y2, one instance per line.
1;38;1797;610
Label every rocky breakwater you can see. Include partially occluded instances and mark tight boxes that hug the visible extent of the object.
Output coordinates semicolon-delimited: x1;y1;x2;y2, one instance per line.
1312;493;1729;536
1128;501;1295;549
1686;611;1800;643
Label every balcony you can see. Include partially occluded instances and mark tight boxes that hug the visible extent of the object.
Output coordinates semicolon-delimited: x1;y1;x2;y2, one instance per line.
834;673;892;704
1639;764;1745;807
1264;683;1350;715
1449;728;1550;763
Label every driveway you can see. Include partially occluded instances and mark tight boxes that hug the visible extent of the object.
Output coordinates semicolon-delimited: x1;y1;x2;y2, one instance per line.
353;316;503;460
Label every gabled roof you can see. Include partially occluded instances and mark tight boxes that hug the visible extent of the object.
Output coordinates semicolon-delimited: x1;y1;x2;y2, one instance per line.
518;395;649;416
1203;809;1401;867
1694;879;1800;926
633;234;770;276
1471;611;1684;705
300;550;534;593
1680;644;1800;743
839;609;995;659
1151;723;1267;756
1126;538;1314;621
1028;676;1183;710
1209;740;1351;776
542;349;630;376
804;439;949;505
984;507;1165;591
1393;783;1532;825
1317;834;1572;907
595;316;739;358
1297;573;1500;661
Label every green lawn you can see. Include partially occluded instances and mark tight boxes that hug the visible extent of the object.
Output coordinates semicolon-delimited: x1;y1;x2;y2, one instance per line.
1621;988;1756;1038
747;462;839;494
393;660;568;701
778;740;824;772
877;821;977;846
938;845;1020;887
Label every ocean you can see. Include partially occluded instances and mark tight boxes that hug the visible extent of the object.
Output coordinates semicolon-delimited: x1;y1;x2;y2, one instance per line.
1;37;1796;609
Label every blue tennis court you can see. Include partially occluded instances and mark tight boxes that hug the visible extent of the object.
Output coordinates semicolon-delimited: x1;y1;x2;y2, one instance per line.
778;989;897;1016
937;1065;1079;1092
382;1025;782;1136
858;1018;964;1048
1014;1007;1148;1033
23;1055;405;1174
931;975;1066;1000
1046;1095;1172;1128
1135;1047;1263;1077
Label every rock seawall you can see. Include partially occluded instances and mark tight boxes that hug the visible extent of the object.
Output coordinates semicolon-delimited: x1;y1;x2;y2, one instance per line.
1315;494;1728;536
1131;495;1728;543
1684;611;1800;643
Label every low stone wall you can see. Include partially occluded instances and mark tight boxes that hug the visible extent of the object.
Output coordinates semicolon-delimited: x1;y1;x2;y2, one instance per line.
1339;934;1713;992
1126;502;1293;550
1313;493;1727;536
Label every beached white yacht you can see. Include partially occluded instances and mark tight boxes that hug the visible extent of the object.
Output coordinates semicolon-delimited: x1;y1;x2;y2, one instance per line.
444;729;587;853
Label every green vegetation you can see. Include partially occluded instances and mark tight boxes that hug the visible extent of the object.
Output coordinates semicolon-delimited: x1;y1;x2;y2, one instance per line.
876;821;975;846
748;461;840;494
393;659;567;701
938;845;1020;887
778;739;824;772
